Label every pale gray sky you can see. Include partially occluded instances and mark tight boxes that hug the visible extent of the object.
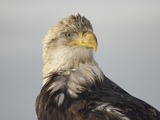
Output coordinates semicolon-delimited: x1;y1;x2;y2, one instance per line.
0;1;160;120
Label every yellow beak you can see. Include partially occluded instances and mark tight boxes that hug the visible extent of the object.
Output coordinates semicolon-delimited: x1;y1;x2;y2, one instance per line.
68;32;97;53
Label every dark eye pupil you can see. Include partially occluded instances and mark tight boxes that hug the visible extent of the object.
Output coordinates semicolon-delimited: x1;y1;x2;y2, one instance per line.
65;33;71;38
67;33;70;37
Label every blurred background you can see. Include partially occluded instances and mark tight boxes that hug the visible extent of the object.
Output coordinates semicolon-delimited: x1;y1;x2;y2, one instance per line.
0;0;160;120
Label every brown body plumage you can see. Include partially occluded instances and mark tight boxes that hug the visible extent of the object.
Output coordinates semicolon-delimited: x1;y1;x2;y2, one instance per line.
36;14;160;120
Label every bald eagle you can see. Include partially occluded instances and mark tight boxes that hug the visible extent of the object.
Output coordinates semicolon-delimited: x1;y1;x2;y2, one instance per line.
36;14;160;120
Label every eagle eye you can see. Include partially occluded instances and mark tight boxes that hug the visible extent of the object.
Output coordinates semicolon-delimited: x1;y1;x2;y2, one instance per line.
64;32;73;39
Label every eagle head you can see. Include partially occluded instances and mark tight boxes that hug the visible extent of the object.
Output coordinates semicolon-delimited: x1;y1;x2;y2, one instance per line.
42;14;103;86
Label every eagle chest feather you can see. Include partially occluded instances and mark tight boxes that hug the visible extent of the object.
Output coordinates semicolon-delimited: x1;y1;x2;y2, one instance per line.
36;73;127;120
